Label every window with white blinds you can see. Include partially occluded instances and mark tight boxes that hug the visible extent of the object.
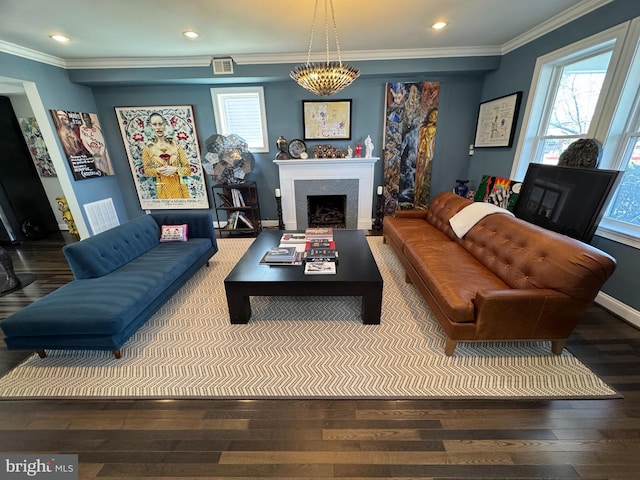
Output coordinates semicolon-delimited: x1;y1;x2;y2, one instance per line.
210;86;269;153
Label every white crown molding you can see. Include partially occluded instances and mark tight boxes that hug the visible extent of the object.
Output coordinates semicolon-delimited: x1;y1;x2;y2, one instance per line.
63;56;213;69
0;39;65;67
502;0;615;54
232;46;502;65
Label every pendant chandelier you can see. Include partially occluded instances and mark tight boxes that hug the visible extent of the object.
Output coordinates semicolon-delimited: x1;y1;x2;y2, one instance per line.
290;0;360;96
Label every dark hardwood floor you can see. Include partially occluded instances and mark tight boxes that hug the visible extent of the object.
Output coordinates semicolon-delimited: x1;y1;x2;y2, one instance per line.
1;232;640;479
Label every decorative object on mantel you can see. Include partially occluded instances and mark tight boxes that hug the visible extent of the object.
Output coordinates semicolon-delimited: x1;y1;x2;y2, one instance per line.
276;136;290;160
202;133;254;184
290;0;360;96
355;143;362;157
287;139;307;159
313;144;346;158
365;135;374;158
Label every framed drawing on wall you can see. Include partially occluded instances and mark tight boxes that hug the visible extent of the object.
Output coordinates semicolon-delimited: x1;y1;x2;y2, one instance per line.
302;99;352;140
473;91;522;148
114;105;209;209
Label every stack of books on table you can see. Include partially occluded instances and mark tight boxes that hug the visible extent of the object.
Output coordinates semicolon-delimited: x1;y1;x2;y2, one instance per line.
260;246;302;265
304;261;336;275
303;230;338;274
304;227;333;242
280;233;308;244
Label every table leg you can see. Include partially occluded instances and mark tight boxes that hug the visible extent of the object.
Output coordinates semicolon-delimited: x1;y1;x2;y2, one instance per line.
226;289;251;324
362;286;382;325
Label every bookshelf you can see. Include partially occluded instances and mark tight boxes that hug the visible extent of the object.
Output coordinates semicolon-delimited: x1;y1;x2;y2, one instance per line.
212;181;262;237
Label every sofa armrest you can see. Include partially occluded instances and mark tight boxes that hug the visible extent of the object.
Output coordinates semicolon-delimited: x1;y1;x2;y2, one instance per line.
473;289;585;339
393;209;429;220
151;212;217;248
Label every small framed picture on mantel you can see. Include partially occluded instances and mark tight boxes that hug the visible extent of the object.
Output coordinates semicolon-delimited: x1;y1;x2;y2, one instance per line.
473;92;522;148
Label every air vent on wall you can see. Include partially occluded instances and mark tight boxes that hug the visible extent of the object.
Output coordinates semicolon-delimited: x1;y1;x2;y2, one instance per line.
213;57;234;75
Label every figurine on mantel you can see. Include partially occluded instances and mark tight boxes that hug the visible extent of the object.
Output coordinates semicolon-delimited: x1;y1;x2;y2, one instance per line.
346;146;353;158
355;143;362;157
365;135;374;158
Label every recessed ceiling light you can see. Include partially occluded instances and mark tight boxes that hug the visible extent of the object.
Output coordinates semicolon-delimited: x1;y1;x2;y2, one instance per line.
50;34;70;43
183;31;199;39
432;21;448;30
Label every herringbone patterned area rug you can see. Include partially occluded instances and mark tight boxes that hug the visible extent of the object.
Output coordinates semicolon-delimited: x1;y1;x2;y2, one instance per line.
0;237;617;399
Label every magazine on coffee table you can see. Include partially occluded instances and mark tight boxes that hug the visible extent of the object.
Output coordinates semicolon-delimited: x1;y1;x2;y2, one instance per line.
304;261;336;275
259;248;304;265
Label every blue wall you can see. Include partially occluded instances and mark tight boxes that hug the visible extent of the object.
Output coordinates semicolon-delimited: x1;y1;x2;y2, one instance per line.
0;52;129;231
91;71;487;221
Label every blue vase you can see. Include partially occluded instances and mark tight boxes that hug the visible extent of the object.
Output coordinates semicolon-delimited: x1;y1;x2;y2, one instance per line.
454;179;469;197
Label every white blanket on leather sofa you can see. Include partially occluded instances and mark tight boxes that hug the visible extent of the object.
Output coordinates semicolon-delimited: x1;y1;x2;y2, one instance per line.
449;202;514;238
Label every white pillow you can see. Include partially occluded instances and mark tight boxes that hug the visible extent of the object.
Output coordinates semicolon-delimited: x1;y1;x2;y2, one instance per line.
160;224;188;242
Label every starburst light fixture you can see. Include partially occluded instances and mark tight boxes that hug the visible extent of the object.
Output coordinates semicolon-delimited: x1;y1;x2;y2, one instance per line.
290;0;360;96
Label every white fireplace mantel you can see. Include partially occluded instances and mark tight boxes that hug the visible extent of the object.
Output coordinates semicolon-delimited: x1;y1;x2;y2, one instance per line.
274;157;379;230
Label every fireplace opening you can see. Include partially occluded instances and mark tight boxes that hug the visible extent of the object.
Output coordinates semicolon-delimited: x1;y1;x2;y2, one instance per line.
307;195;346;228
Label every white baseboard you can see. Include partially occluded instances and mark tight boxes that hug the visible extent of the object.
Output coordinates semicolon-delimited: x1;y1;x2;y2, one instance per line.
595;291;640;329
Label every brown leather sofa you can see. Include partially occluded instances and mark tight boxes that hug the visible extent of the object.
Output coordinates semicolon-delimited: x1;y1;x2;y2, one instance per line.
383;191;616;355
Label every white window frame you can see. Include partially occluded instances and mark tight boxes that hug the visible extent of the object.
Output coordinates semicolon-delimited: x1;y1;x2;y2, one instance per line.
596;17;640;248
210;86;269;153
511;20;640;248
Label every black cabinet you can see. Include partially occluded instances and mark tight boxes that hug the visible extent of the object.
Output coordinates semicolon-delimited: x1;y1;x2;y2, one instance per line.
212;181;262;237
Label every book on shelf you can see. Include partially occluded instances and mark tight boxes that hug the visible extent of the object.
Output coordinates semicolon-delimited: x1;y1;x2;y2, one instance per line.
224;212;238;229
237;212;254;229
304;261;336;275
231;188;246;207
216;192;234;207
280;233;307;243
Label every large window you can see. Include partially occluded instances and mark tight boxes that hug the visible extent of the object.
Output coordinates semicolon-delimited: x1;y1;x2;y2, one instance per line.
210;86;269;153
513;19;640;247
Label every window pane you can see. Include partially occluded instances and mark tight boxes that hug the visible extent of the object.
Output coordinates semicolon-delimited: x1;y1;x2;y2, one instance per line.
545;51;612;136
538;137;580;165
607;138;640;226
221;94;263;146
211;87;269;153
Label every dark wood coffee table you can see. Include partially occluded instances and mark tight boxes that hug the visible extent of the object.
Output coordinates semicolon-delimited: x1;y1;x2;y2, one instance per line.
224;229;383;324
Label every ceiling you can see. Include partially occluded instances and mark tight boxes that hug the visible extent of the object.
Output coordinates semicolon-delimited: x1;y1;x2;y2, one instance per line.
0;0;610;69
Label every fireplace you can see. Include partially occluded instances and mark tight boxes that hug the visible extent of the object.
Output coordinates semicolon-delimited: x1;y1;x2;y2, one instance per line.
307;195;346;228
274;157;379;230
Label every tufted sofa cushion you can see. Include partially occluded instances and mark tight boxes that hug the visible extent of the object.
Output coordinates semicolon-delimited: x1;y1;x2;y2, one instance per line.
460;211;615;304
63;214;160;279
382;191;617;355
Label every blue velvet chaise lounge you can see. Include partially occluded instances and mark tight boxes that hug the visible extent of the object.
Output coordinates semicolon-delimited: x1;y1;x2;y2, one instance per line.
1;212;218;359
